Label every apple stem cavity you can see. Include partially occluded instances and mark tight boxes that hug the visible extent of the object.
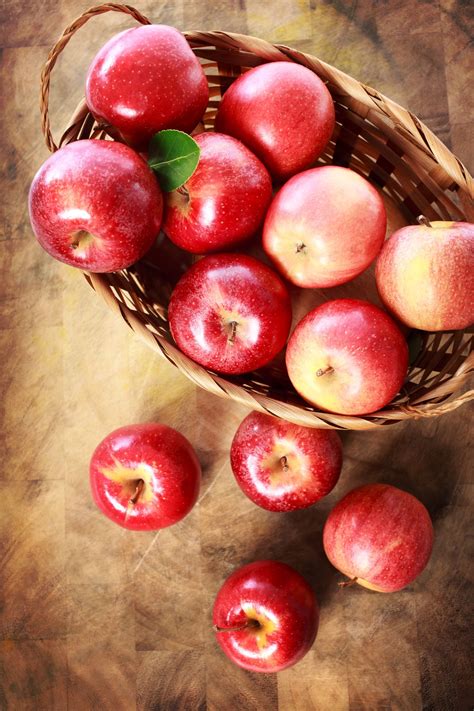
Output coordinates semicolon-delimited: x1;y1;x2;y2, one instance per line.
417;215;432;228
177;185;190;201
129;479;145;505
338;576;358;588
69;229;95;252
280;455;290;472
213;619;261;633
227;320;238;345
316;365;334;377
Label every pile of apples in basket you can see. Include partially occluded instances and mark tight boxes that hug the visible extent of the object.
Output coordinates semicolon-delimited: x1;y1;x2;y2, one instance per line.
29;23;473;672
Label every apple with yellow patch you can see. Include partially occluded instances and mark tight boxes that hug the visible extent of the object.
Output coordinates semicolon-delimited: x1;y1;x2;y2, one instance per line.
89;423;201;530
230;411;342;511
376;216;474;331
263;166;386;288
213;560;319;672
286;299;408;415
323;483;434;592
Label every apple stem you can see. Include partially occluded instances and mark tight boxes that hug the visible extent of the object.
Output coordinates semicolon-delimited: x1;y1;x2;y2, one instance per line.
280;455;289;472
417;215;432;228
177;185;190;200
213;619;260;633
70;229;87;249
316;365;334;377
69;229;94;250
227;320;238;345
129;479;145;505
296;242;306;254
338;577;358;588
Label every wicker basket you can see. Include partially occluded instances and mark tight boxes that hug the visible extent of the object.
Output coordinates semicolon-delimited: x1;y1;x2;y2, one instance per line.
39;3;474;430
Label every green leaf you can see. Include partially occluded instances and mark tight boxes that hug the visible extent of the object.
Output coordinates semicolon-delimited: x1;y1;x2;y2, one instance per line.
148;129;200;192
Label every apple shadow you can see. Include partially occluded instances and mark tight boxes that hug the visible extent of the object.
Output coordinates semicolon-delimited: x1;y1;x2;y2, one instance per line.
236;501;339;610
340;415;463;523
193;388;272;498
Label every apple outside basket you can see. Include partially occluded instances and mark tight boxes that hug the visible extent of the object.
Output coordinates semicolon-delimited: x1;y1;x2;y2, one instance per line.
40;3;474;431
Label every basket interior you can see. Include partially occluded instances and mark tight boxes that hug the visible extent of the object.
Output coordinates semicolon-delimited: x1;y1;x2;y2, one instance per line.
73;39;473;422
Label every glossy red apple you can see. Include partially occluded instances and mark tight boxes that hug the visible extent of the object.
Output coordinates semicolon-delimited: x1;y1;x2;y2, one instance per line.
163;132;272;253
86;25;209;148
230;411;342;511
213;560;319;672
323;483;434;592
286;299;408;415
28;140;163;272
263;166;387;287
90;423;201;530
215;61;335;181
168;254;292;374
376;217;474;331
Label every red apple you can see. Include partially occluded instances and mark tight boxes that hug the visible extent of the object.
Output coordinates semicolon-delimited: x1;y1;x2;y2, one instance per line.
376;218;474;331
215;62;335;181
213;560;319;672
230;411;342;511
163;133;272;253
86;25;209;148
286;299;408;415
263;166;387;288
89;423;201;531
168;254;292;374
323;483;434;592
28;140;163;272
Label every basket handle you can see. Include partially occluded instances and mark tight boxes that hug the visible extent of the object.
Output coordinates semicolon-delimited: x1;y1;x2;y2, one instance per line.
40;3;151;153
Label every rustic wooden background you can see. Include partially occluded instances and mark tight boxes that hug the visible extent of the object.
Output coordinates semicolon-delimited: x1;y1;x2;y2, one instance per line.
1;1;473;709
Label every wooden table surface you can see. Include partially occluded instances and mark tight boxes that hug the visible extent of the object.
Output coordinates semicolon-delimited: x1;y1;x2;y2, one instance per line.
1;1;473;709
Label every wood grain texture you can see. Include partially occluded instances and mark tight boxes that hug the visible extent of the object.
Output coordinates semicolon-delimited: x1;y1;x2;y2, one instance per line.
0;1;473;709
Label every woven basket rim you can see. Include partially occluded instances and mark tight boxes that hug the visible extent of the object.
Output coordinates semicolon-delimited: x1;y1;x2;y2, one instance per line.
38;3;474;430
189;29;474;198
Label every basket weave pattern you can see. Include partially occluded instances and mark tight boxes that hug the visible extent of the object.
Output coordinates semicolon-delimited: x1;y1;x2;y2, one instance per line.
40;3;474;430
